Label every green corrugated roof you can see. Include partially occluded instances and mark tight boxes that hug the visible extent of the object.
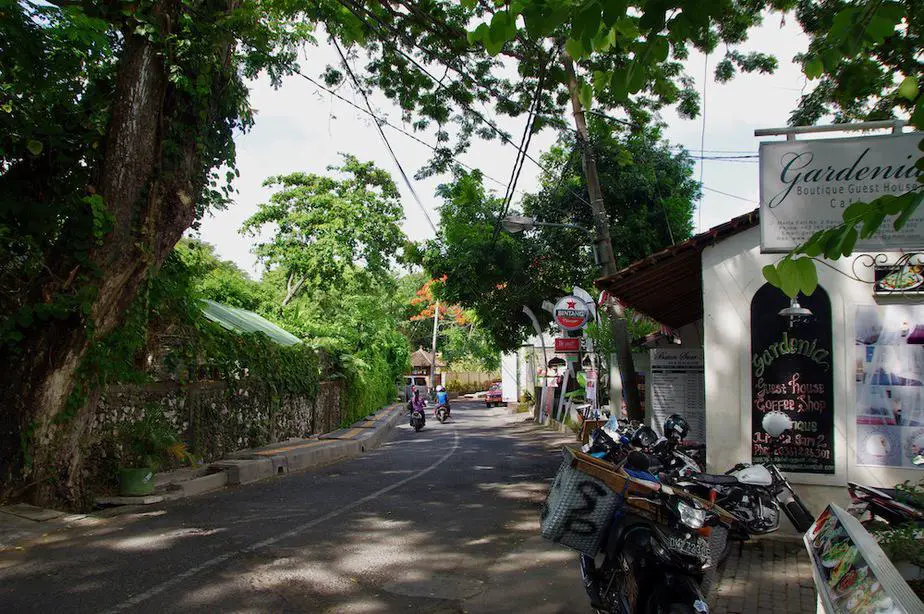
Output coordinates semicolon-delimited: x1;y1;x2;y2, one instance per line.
200;300;301;346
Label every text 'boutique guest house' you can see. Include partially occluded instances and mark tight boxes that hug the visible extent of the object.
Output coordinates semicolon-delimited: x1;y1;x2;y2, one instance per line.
595;126;924;516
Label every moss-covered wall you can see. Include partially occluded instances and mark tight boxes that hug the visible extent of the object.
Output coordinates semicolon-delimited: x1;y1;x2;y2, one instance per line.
85;379;342;491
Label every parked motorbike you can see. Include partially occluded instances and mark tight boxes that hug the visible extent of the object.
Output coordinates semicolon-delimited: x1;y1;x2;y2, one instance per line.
578;449;727;614
647;413;813;538
435;403;450;423
847;455;924;528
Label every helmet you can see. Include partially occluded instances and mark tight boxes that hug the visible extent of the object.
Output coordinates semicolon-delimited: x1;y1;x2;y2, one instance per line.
437;385;445;392
663;414;690;440
631;425;658;449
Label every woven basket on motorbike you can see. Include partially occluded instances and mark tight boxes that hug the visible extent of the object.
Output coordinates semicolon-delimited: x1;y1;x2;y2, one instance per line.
540;447;737;557
540;447;623;556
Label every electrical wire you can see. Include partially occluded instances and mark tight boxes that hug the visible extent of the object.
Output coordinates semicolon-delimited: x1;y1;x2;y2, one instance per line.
702;185;758;203
332;38;438;234
296;71;511;191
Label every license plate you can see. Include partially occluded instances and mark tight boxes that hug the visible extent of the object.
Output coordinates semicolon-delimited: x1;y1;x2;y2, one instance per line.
667;534;709;563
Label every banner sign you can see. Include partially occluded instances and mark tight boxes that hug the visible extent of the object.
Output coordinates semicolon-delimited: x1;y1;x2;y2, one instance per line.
751;284;835;473
585;369;597;410
554;337;581;353
759;132;924;252
553;295;590;331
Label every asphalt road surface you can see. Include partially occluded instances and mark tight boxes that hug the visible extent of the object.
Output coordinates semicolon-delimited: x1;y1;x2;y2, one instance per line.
0;402;587;613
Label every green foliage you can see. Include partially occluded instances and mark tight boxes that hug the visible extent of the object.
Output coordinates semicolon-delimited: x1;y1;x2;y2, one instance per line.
421;171;540;352
277;267;410;426
242;155;406;304
421;121;696;351
523;120;698;271
868;477;924;571
791;0;921;126
763;190;923;297
175;238;272;312
463;0;795;123
118;406;181;471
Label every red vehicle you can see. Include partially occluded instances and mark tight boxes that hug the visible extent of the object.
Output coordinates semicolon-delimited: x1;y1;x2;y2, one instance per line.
485;383;504;407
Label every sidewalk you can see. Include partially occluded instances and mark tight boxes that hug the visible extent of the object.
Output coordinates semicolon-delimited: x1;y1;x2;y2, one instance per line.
0;403;405;552
712;536;817;614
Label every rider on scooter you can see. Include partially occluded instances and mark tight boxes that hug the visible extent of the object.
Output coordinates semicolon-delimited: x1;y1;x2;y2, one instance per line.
435;385;450;416
409;386;425;414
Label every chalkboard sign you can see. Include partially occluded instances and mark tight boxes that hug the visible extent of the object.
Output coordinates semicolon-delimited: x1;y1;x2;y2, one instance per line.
751;284;835;474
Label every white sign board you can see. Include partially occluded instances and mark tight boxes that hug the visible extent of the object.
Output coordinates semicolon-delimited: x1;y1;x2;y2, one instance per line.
759;132;924;252
649;349;705;444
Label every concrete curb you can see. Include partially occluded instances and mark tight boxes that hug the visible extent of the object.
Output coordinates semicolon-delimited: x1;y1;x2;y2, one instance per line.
197;403;404;492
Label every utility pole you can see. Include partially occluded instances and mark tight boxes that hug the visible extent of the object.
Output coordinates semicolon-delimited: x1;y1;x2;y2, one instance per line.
563;56;643;422
429;300;440;394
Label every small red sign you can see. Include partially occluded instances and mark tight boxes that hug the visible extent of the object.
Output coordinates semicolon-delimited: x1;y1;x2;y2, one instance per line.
555;337;581;352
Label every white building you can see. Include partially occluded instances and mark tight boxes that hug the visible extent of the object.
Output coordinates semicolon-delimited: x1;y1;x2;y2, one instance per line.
597;209;924;515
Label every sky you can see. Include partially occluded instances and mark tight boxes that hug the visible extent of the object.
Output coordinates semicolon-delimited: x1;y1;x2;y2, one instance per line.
195;14;812;278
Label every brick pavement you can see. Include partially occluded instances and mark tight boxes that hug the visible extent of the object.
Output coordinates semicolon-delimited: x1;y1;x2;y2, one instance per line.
712;536;818;614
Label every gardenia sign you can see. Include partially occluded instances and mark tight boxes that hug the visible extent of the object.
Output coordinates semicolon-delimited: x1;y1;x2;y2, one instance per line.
759;132;924;252
553;295;590;331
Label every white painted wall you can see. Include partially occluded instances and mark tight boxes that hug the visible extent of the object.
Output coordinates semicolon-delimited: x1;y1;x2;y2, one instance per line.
500;351;519;403
701;226;922;489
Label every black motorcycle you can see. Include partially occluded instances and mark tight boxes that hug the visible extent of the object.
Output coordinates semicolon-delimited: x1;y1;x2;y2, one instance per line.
409;404;426;432
579;450;727;614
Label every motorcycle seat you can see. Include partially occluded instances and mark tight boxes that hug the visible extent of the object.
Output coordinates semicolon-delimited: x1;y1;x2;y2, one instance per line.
690;472;739;486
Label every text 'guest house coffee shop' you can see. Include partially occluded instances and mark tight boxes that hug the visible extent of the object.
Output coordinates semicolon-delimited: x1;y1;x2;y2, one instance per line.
596;124;924;509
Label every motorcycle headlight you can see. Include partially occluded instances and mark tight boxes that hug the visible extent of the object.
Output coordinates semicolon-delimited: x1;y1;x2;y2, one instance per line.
677;500;706;530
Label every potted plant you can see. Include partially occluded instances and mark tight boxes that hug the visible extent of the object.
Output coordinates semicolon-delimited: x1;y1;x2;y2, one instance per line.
118;407;181;496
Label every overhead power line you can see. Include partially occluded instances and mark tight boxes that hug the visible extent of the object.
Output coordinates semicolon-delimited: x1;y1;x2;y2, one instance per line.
332;38;438;233
296;71;512;192
702;185;758;203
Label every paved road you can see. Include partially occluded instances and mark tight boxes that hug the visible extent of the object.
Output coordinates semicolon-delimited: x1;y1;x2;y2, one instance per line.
0;402;587;613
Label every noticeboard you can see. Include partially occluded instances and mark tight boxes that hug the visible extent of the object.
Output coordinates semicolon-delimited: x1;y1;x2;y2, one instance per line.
751;284;835;473
649;349;705;445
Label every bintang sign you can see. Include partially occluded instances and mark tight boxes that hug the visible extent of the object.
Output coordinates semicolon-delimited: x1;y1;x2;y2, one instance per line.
759;132;924;252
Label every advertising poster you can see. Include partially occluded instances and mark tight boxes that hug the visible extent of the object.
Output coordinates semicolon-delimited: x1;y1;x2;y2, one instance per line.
751;284;835;474
855;305;924;469
650;349;705;444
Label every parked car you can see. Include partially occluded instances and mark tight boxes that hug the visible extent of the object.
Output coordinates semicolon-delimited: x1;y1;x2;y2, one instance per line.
485;383;504;407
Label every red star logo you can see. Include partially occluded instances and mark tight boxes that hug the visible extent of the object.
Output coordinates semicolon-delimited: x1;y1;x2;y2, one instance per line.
567;300;576;308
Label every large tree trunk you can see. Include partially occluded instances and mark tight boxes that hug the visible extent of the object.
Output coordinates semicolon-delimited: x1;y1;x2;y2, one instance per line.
0;2;236;507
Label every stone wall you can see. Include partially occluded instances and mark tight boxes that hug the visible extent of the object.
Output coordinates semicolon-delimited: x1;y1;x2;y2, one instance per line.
86;379;343;486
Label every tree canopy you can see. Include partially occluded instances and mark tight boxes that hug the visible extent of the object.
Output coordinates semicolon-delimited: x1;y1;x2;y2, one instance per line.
242;155;406;305
421;123;697;351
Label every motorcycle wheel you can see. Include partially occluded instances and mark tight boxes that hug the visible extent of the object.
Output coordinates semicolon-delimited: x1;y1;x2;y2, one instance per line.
782;498;814;533
413;422;423;432
588;555;631;614
700;525;728;597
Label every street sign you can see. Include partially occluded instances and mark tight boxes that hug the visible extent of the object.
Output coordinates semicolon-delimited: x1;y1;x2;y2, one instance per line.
554;337;581;352
553;295;590;331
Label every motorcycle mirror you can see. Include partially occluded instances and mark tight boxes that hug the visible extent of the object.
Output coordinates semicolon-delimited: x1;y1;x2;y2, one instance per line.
762;410;792;438
913;454;924;467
